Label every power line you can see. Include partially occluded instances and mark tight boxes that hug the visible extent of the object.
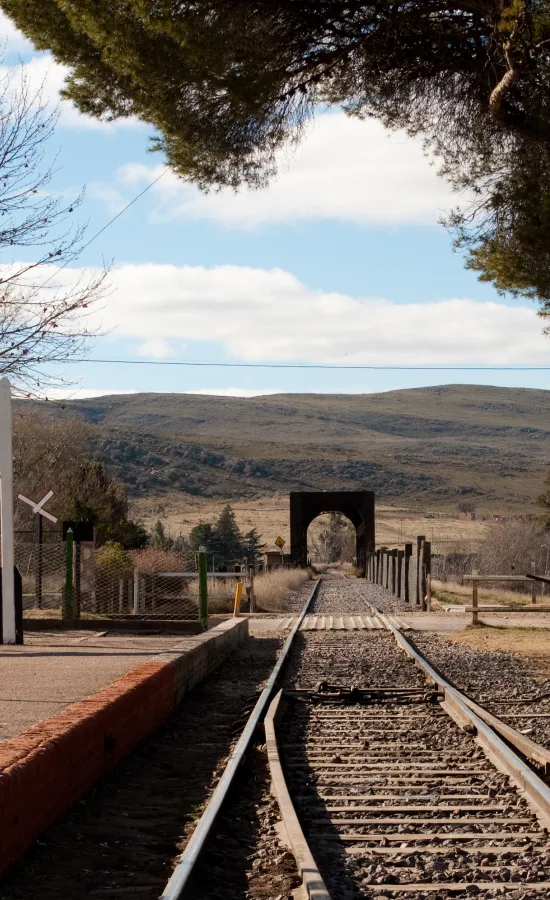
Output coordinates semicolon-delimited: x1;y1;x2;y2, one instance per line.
75;358;550;371
35;167;169;293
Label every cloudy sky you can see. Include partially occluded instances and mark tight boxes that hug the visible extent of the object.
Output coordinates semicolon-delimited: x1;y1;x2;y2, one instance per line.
2;13;549;399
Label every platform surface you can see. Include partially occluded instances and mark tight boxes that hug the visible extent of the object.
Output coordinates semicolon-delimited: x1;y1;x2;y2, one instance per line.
0;630;201;742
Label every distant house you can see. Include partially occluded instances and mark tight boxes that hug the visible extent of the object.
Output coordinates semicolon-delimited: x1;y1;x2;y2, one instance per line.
458;511;476;521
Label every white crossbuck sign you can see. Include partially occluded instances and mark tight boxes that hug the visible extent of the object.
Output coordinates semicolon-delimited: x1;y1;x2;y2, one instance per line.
17;489;58;524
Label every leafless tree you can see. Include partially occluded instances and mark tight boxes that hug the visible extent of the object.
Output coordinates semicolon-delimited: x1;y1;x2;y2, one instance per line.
0;63;109;395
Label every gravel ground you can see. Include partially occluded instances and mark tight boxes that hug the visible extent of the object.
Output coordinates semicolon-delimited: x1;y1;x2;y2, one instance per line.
0;634;286;900
308;574;421;615
353;579;427;615
283;631;426;690
412;632;550;748
190;746;301;899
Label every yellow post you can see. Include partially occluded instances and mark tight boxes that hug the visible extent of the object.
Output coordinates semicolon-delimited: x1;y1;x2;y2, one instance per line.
233;581;243;617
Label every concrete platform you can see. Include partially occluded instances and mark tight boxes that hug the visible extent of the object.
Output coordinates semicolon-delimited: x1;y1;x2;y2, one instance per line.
0;619;248;875
0;630;206;742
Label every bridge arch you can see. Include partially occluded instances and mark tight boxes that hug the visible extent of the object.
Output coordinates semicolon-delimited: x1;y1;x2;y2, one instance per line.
290;490;375;573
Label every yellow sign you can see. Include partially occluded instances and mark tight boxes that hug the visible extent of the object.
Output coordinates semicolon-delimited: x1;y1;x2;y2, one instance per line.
275;536;285;549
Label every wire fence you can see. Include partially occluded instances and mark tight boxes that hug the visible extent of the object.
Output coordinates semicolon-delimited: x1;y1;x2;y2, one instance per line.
14;537;254;620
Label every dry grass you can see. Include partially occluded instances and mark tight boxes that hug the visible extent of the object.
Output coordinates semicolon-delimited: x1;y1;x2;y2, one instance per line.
254;568;312;612
131;493;490;551
432;578;543;607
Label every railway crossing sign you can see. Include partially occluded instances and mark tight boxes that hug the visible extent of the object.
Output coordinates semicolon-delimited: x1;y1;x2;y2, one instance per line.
275;536;285;549
17;489;58;524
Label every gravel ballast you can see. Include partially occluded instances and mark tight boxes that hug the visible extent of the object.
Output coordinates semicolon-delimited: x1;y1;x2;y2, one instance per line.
412;632;550;749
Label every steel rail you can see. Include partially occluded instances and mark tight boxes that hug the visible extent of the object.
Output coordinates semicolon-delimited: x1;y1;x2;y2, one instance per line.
263;575;550;898
159;577;320;900
343;574;550;769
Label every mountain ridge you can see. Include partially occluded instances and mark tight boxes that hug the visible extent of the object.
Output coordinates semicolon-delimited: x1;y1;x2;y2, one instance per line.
19;384;550;511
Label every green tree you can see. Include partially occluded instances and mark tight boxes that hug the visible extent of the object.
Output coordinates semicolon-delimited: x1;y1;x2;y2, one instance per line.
149;519;174;550
188;522;214;552
212;504;243;567
5;2;550;304
68;459;148;549
242;527;266;565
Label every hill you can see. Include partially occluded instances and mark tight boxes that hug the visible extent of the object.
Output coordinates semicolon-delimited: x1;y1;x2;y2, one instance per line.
19;384;550;511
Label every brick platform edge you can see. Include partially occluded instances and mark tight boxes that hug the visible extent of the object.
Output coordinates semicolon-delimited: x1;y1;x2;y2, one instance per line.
0;618;248;875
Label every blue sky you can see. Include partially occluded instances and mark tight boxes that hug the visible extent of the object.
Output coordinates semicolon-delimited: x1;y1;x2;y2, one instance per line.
2;13;549;399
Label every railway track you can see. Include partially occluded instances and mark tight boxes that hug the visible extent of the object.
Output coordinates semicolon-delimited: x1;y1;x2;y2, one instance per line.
2;574;550;899
169;574;550;899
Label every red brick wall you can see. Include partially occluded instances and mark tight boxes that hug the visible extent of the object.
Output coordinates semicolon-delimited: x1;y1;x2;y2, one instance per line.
0;661;175;874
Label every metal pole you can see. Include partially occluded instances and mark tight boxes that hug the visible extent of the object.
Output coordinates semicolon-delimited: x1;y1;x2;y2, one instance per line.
133;567;140;615
64;528;74;619
35;514;43;609
198;545;208;630
74;538;81;619
0;378;15;644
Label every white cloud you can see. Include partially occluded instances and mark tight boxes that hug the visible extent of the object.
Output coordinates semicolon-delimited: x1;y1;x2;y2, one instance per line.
135;338;176;359
75;262;549;367
185;388;283;398
116;114;458;228
36;388;139;401
13;260;549;368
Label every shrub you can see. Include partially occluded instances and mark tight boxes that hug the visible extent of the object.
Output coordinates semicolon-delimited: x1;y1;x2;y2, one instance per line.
132;546;185;574
254;569;311;612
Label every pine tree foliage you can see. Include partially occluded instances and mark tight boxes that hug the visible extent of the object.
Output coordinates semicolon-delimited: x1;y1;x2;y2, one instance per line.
4;1;550;304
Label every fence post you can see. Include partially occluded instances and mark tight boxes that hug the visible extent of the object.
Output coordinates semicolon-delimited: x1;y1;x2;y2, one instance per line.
248;566;255;613
531;558;537;604
74;538;81;619
63;528;74;619
198;545;208;630
404;543;412;603
133;567;140;615
423;540;432;611
472;568;479;625
397;550;403;598
35;514;43;609
422;540;431;612
416;536;425;605
391;549;397;594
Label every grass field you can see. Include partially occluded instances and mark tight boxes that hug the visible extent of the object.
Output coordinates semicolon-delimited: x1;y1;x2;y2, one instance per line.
131;491;489;551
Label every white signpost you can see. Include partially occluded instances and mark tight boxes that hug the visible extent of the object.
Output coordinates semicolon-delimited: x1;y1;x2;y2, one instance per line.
0;377;15;644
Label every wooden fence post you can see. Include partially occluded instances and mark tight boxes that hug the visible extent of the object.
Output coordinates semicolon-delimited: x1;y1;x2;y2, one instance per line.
416;536;425;605
423;541;431;612
391;549;397;594
397;550;404;599
404;543;412;604
531;558;537;604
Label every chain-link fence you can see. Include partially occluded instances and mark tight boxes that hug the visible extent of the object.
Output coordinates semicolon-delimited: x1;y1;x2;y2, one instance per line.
15;537;253;620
